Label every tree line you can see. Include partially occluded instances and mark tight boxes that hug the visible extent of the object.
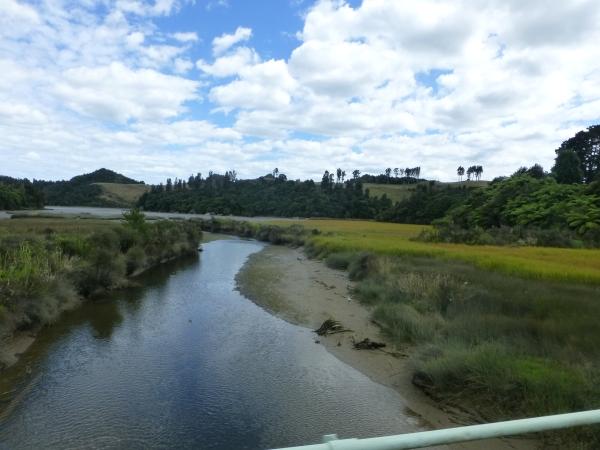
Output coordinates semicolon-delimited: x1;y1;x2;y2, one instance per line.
456;165;484;182
139;170;391;219
0;176;44;210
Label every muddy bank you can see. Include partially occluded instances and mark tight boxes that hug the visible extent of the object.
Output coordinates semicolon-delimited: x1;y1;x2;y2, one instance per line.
236;245;539;450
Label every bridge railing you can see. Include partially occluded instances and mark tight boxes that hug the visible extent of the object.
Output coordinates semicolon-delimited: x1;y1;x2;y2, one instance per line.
270;409;600;450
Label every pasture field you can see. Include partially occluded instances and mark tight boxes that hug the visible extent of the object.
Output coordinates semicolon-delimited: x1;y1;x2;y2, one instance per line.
364;180;489;203
272;219;600;284
94;182;150;206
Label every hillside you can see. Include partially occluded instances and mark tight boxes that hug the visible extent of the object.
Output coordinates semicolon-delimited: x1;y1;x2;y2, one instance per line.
364;180;489;203
95;182;150;206
35;168;145;207
70;168;142;185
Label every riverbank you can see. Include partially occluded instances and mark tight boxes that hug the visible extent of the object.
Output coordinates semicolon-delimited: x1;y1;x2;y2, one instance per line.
0;215;204;371
237;244;540;450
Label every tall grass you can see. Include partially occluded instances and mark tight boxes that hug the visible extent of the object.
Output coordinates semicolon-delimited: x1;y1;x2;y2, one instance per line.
265;219;600;446
321;249;600;447
274;219;600;284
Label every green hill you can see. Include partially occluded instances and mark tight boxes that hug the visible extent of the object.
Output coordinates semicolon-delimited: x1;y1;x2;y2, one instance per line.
70;168;141;185
35;169;145;207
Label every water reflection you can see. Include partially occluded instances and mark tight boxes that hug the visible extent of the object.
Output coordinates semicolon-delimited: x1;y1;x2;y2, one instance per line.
0;240;427;449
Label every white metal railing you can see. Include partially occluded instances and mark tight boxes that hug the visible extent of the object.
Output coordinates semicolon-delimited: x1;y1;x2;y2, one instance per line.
270;409;600;450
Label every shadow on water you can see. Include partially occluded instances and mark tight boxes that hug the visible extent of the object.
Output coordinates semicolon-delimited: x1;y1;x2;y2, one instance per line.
0;255;200;421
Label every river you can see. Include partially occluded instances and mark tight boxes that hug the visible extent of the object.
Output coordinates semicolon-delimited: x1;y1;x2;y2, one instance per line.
0;238;428;449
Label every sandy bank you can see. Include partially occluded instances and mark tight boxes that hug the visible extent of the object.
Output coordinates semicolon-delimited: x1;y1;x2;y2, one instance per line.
236;245;540;450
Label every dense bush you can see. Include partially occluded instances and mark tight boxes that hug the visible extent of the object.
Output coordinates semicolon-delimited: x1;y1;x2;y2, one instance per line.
0;215;202;341
138;173;382;219
424;174;600;247
377;183;473;224
0;177;44;210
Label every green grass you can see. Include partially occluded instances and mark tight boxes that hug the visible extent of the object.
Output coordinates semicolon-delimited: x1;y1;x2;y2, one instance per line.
364;180;489;203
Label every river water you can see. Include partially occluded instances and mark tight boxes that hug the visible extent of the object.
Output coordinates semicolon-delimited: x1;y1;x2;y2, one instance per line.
0;239;427;449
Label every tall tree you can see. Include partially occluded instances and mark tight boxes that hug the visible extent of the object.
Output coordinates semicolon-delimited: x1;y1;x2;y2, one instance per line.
554;125;600;183
466;166;474;181
385;168;392;178
393;168;399;178
352;169;360;180
321;170;330;190
552;149;584;184
457;166;465;182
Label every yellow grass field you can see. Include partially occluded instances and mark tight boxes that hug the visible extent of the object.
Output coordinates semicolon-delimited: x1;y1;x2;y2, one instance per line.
94;183;150;206
273;219;600;284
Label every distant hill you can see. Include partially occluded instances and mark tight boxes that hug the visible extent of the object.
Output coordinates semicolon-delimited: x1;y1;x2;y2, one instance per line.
70;168;142;186
34;169;146;207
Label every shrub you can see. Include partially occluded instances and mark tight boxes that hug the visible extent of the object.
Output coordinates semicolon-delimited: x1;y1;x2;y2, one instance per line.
373;302;440;344
324;252;354;270
125;245;147;275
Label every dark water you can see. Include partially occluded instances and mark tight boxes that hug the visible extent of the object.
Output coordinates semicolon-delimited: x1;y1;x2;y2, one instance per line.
0;239;426;449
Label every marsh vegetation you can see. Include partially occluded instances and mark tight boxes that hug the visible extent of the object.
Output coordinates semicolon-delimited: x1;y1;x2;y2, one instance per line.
0;212;202;347
203;216;600;447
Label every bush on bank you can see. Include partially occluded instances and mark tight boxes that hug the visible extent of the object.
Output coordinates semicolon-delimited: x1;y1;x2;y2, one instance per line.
0;214;202;342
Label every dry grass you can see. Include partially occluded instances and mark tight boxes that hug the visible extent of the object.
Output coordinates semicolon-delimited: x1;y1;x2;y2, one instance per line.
94;183;150;206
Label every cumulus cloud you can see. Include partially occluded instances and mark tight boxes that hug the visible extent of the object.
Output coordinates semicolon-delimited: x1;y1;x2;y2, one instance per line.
1;0;600;183
172;31;198;42
196;46;260;77
54;62;198;122
212;26;252;55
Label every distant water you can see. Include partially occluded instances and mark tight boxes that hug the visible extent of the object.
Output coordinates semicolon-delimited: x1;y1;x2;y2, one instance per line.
0;239;427;449
0;205;297;222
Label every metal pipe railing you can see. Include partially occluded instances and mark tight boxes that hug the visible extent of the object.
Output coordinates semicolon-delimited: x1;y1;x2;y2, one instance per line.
270;409;600;450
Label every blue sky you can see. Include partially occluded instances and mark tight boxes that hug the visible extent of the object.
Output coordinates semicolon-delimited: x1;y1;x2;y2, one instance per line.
1;0;599;182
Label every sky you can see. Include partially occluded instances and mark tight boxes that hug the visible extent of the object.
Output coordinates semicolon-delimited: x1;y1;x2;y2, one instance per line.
1;0;599;183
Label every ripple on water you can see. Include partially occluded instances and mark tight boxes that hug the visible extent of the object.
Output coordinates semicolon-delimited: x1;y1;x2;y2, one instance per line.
0;240;428;449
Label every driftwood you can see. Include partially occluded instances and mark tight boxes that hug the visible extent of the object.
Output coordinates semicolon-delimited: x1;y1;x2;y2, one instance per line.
352;337;386;350
314;319;352;336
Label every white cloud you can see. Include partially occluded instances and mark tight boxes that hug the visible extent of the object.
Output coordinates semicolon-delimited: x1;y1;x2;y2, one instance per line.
196;46;260;77
54;62;199;122
173;57;193;74
1;0;600;183
212;26;252;55
172;31;198;42
116;0;179;16
210;59;297;111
